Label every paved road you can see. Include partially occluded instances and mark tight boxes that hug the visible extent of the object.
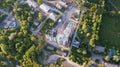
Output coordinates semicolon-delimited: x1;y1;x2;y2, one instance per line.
51;8;63;15
35;17;49;32
67;11;83;57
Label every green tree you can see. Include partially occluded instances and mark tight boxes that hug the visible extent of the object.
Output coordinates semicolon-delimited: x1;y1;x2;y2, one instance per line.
113;55;119;62
104;56;110;62
37;0;42;5
89;38;95;47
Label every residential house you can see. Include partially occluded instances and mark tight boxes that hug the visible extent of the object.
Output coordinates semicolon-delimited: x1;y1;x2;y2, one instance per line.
72;41;80;48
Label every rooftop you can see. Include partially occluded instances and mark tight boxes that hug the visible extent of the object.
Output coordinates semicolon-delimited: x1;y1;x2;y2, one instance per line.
39;3;51;13
26;0;38;8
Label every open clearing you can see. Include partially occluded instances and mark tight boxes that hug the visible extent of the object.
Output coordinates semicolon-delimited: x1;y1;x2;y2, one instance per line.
112;0;120;10
99;14;120;49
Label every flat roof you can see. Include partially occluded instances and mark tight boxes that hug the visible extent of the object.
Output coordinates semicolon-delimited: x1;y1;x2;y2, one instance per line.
39;3;51;12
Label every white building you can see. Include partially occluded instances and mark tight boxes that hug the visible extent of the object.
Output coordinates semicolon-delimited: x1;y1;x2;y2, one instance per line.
56;3;62;9
49;12;58;21
39;3;51;13
56;22;75;45
26;0;38;8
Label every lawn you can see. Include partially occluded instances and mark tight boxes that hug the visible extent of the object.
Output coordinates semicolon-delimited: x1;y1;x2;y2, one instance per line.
112;0;120;10
99;14;120;49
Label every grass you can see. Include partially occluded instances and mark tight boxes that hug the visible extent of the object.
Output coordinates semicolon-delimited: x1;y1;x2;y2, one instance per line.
99;14;120;49
111;0;120;10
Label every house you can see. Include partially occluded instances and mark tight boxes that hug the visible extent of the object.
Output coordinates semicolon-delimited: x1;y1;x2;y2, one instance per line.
39;3;51;13
72;41;80;48
56;3;62;9
49;12;58;21
26;0;38;8
3;16;17;28
94;46;105;53
33;20;39;26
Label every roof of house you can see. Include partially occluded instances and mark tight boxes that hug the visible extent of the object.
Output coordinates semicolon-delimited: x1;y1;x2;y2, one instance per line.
72;41;80;48
56;22;75;45
39;3;51;13
94;46;105;52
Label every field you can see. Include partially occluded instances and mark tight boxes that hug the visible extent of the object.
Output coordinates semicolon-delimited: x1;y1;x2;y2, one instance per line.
112;0;120;10
99;14;120;49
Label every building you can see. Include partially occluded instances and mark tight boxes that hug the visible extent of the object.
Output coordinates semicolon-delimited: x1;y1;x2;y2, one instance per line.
56;3;62;9
39;3;51;13
56;22;75;46
94;46;105;53
33;20;39;26
26;0;38;8
2;16;17;28
49;12;58;21
72;41;80;48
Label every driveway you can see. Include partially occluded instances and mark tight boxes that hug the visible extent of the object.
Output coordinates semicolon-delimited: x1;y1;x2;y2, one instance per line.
92;53;104;64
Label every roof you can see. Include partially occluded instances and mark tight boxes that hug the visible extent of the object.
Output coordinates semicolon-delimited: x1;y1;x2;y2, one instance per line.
72;41;80;48
56;22;75;45
94;46;105;52
49;12;57;21
56;3;62;9
26;0;38;8
57;34;68;45
39;3;51;13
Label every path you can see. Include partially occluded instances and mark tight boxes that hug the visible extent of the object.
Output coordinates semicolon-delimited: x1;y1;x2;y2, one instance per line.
50;54;82;67
35;17;49;32
0;9;9;15
67;11;83;57
109;0;119;11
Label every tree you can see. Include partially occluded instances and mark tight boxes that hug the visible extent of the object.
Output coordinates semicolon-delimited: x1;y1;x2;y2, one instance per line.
38;13;43;22
82;50;87;55
89;38;95;47
104;56;110;62
8;32;16;40
95;59;100;64
30;35;36;41
0;44;8;54
86;33;90;37
37;0;42;5
112;55;119;62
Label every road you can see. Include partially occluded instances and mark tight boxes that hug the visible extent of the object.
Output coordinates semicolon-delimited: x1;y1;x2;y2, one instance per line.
47;40;70;50
35;17;49;32
0;9;9;15
67;11;83;57
51;54;82;67
109;0;119;11
51;8;63;15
